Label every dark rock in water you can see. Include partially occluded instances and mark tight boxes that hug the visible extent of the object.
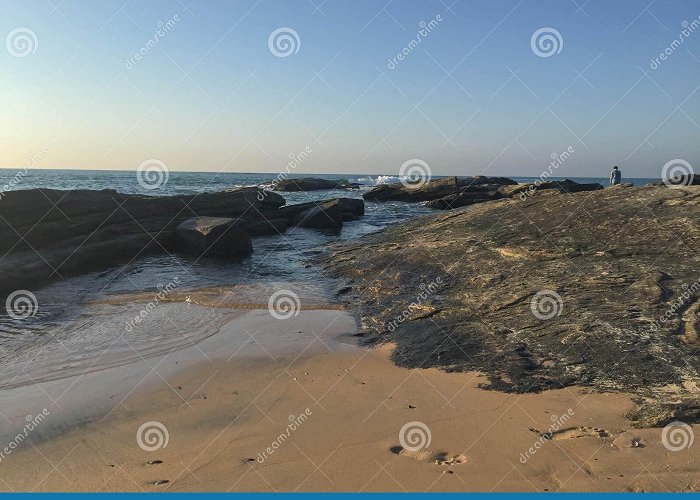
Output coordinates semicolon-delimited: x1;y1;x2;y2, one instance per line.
671;174;700;186
267;198;363;223
292;204;343;229
269;201;321;221
426;185;504;210
175;217;252;258
363;176;517;204
322;198;365;219
501;179;604;199
647;174;700;187
321;184;700;425
244;218;289;236
428;179;603;210
288;198;365;230
290;199;356;230
272;178;358;192
0;187;283;295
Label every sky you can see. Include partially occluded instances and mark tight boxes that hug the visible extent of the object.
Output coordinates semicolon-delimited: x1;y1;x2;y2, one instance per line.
1;0;699;178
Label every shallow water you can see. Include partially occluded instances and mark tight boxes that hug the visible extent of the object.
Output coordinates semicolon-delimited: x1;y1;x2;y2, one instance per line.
0;282;350;391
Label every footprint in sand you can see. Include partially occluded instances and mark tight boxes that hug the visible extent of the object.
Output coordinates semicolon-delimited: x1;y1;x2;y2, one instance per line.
391;446;467;466
530;426;610;441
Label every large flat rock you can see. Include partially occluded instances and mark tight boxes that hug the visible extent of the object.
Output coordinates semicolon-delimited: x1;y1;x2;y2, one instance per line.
363;176;517;204
321;184;700;425
0;187;284;295
271;177;359;192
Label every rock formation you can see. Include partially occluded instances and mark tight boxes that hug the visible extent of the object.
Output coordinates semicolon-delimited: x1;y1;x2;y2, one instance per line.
175;217;252;258
364;176;603;211
0;188;364;295
271;177;359;192
321;184;700;425
363;176;517;204
291;198;365;230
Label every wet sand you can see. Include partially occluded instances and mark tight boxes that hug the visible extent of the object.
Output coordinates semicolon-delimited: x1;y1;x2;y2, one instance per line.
1;299;699;492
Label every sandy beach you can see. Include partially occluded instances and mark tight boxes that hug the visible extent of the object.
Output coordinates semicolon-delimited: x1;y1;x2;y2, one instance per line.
2;291;698;492
3;0;698;493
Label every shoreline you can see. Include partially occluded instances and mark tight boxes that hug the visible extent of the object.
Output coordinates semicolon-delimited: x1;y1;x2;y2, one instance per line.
2;310;697;492
0;295;358;440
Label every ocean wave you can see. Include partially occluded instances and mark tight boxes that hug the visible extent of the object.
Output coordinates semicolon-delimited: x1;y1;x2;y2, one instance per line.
354;175;403;185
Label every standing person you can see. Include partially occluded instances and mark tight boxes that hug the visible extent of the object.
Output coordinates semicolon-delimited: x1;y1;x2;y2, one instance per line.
609;165;622;186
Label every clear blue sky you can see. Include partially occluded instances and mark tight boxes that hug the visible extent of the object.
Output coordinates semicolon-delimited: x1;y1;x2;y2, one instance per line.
1;0;698;177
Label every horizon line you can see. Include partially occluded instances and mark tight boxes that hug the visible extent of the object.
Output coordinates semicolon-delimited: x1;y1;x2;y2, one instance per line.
0;167;659;180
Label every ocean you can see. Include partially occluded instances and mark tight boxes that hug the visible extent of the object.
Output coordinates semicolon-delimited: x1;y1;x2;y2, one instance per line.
0;168;657;195
0;169;657;389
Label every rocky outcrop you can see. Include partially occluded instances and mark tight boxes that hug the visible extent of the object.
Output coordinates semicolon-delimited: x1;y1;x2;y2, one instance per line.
363;176;517;204
0;187;283;295
0;188;367;295
364;176;603;210
425;185;503;209
292;205;343;229
647;175;700;187
290;198;365;230
320;198;365;219
500;178;604;199
271;178;359;192
175;217;252;258
321;184;700;425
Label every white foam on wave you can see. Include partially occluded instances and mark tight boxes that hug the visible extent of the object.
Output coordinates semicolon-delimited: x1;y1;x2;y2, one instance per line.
354;175;404;185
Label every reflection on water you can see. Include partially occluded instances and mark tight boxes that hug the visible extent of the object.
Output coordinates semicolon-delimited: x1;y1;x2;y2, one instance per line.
0;282;343;390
